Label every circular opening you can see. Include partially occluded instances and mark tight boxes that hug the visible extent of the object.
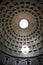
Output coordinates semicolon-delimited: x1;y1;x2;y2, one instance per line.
19;19;29;29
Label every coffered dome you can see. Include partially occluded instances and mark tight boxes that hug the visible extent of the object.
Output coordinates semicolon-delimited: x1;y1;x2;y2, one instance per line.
0;0;43;58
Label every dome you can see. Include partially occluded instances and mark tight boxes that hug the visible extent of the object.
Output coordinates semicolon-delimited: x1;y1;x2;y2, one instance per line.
0;0;43;65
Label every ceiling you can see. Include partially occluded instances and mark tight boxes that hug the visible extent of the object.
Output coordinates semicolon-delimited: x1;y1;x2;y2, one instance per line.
0;0;43;58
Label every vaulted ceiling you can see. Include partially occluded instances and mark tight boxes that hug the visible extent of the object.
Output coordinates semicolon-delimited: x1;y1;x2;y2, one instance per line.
0;0;43;58
0;0;43;65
